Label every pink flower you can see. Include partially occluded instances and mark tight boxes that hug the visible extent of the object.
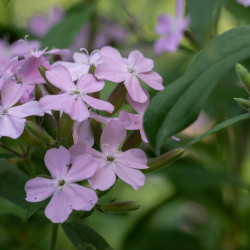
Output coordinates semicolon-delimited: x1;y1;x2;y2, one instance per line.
39;65;114;122
54;48;102;81
70;120;148;191
28;6;64;37
237;0;250;6
95;46;164;103
0;81;44;139
154;0;189;54
73;120;94;146
25;146;98;223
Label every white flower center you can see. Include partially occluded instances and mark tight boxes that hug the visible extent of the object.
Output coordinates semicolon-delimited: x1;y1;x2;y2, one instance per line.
69;88;83;98
0;106;8;116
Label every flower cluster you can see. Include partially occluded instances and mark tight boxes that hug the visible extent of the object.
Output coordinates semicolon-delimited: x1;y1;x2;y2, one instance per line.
0;38;164;223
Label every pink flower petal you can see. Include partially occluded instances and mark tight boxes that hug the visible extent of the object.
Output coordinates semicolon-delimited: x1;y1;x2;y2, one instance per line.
0;115;25;139
73;52;89;63
46;65;75;91
100;120;126;152
114;164;145;190
99;46;125;67
155;14;172;35
1;81;23;108
8;101;44;118
44;146;70;179
77;74;105;93
124;75;148;103
138;71;164;90
128;50;154;73
45;189;72;223
83;95;114;113
116;149;148;169
73;120;94;146
66;154;97;182
176;0;184;18
88;164;116;191
25;177;55;202
94;63;128;82
126;88;149;113
63;183;98;211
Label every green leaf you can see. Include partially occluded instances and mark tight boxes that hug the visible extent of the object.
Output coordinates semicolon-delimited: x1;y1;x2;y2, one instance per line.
0;159;29;208
187;113;250;146
27;200;47;218
187;0;224;44
63;219;112;250
42;4;96;48
144;26;250;152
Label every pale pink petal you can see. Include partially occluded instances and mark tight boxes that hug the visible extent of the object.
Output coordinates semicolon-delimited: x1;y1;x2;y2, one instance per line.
73;52;89;64
176;0;184;18
94;63;128;82
127;89;149;114
0;115;25;139
45;189;72;223
77;74;105;93
53;61;89;81
90;113;113;125
122;112;142;130
138;71;164;90
44;146;70;179
82;95;114;113
8;101;44;118
25;177;55;202
66;154;97;182
88;164;116;191
90;51;102;65
116;149;148;169
1;81;23;108
140;128;148;143
155;14;172;35
100;120;126;152
20;85;35;104
63;183;98;211
114;164;145;190
128;50;154;73
99;46;125;67
124;75;148;103
46;65;75;91
73;120;94;146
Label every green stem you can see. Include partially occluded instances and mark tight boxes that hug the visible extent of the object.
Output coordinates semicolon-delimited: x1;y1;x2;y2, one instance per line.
0;143;22;158
49;223;58;250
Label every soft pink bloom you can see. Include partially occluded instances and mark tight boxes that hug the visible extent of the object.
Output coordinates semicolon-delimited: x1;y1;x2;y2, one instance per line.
39;65;114;122
25;146;98;223
28;6;64;37
95;46;164;103
154;0;189;54
54;48;102;81
0;81;44;139
70;120;148;191
237;0;250;6
20;85;35;104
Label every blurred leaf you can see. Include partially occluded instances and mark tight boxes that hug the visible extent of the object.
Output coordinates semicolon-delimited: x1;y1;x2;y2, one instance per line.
225;0;250;23
0;159;29;208
187;0;224;44
144;26;250;152
42;3;96;48
188;113;250;146
63;219;112;250
27;200;47;218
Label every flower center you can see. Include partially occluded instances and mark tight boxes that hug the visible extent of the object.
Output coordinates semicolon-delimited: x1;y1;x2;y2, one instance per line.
0;106;8;116
106;156;115;162
69;88;83;99
58;179;66;187
128;67;137;74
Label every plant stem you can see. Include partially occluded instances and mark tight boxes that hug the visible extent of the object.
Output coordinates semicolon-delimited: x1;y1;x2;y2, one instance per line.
49;223;58;250
0;143;23;158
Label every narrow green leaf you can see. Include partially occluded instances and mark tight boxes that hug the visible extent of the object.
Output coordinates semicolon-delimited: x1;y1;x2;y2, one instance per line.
42;4;96;48
63;220;112;250
0;159;29;208
144;26;250;152
187;113;250;146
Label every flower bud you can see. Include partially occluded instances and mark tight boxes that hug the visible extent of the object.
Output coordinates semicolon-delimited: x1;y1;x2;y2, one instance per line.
234;98;250;111
96;201;141;213
35;85;43;101
235;64;250;94
25;121;55;146
144;148;185;173
59;113;74;138
106;83;127;116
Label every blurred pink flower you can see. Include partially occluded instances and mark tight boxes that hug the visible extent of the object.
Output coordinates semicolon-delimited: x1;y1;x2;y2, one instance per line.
25;146;98;223
39;65;114;122
0;81;44;139
237;0;250;6
28;7;64;37
95;46;164;103
154;0;189;54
